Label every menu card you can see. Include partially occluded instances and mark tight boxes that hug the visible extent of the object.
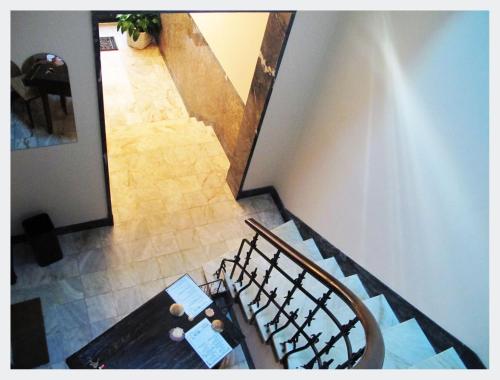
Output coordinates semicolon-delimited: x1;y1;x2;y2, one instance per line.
165;274;213;319
185;318;232;368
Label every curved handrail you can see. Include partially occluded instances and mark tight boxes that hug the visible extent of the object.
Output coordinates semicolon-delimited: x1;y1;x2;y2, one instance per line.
244;218;384;369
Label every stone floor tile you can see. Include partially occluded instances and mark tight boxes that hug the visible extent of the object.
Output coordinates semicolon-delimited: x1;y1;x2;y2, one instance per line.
139;278;167;301
113;287;144;316
77;248;108;275
157;252;186;278
107;264;139;291
131;257;162;284
62;324;92;358
181;246;209;272
90;317;118;339
150;232;179;256
122;237;157;262
85;293;118;323
55;299;89;331
175;228;200;250
81;271;113;297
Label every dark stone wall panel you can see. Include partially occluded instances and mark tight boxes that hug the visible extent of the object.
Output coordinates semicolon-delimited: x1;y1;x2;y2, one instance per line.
227;13;293;196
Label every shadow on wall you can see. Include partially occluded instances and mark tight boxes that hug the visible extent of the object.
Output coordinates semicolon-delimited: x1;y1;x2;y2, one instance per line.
158;13;246;164
278;11;488;366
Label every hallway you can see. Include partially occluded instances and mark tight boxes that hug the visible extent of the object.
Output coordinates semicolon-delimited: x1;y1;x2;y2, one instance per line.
97;21;283;304
97;22;283;279
10;21;284;369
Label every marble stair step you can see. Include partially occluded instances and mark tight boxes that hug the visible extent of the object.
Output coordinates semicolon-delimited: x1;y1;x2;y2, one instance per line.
270;220;303;244
298;239;323;261
231;248;293;322
205;243;372;362
223;272;237;299
284;293;400;369
381;318;436;369
314;257;344;280
237;253;341;334
201;250;241;296
287;294;400;369
256;237;323;265
337;274;369;300
250;256;345;342
212;234;325;321
265;274;372;362
202;220;304;282
201;222;437;370
202;251;235;283
201;221;328;340
410;347;466;369
202;220;319;285
258;220;323;262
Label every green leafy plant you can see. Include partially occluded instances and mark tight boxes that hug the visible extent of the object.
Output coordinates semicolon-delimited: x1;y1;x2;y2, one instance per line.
116;13;161;41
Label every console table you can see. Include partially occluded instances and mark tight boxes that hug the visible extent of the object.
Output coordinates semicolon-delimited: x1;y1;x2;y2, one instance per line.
23;62;71;134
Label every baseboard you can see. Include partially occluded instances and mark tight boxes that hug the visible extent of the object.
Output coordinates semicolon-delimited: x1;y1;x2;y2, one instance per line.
11;216;114;245
240;186;486;369
237;186;286;216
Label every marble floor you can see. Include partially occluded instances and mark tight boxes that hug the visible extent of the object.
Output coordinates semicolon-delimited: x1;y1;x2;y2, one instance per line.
11;94;78;151
99;22;189;128
10;23;284;369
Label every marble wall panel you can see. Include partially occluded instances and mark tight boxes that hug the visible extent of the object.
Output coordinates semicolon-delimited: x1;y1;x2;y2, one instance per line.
158;13;245;164
159;12;293;197
226;13;293;196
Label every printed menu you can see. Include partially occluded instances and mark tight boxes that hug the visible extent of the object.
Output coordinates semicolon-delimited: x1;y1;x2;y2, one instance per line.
165;274;213;319
185;318;232;368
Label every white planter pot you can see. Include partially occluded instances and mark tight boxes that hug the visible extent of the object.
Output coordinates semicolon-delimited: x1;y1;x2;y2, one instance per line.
127;32;152;49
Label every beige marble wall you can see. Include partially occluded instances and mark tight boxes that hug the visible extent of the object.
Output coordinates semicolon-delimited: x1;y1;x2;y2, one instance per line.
159;13;293;197
158;13;245;165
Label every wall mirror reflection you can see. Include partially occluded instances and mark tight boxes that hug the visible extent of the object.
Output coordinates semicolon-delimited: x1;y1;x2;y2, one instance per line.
10;53;77;150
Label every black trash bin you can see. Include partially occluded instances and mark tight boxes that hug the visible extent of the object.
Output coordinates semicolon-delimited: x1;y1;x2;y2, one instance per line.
22;213;63;267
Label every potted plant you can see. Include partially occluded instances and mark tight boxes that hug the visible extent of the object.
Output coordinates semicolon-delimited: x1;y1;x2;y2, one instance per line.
116;13;161;50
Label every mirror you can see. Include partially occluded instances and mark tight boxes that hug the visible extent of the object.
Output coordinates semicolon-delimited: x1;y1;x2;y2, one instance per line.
11;53;78;150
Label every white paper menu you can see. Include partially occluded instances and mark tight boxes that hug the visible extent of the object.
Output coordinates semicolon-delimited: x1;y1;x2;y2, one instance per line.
185;318;232;368
165;274;212;319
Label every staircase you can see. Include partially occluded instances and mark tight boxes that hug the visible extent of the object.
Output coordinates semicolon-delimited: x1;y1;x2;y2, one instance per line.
202;218;467;369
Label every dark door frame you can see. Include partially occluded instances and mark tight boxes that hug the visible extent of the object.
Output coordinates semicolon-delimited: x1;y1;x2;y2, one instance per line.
91;10;295;223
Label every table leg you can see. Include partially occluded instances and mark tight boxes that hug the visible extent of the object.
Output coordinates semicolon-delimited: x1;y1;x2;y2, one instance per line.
60;95;68;115
41;92;53;134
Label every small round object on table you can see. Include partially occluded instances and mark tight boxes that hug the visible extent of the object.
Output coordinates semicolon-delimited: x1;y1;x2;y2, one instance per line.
204;307;214;318
211;319;224;333
169;303;185;317
169;327;185;342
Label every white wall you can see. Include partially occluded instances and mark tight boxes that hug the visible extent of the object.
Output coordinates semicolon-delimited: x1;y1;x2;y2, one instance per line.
245;11;489;365
190;12;269;103
11;11;109;235
243;12;339;189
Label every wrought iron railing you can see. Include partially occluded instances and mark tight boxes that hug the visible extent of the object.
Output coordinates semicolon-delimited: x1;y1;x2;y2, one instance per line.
214;218;384;369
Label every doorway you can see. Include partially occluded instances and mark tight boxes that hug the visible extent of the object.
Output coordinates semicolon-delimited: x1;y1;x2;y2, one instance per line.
91;11;294;226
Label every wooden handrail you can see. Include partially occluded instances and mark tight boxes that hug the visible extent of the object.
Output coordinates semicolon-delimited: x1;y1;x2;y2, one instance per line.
244;218;385;369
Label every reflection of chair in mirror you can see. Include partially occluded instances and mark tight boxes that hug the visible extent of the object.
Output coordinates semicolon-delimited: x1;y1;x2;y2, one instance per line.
22;53;72;134
21;54;43;75
11;52;77;151
11;61;41;129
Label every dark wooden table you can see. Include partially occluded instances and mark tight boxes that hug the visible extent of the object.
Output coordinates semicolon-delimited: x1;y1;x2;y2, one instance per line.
66;286;244;369
23;62;71;134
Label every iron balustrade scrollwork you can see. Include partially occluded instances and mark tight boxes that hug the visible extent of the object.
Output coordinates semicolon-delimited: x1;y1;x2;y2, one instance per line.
214;218;385;369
